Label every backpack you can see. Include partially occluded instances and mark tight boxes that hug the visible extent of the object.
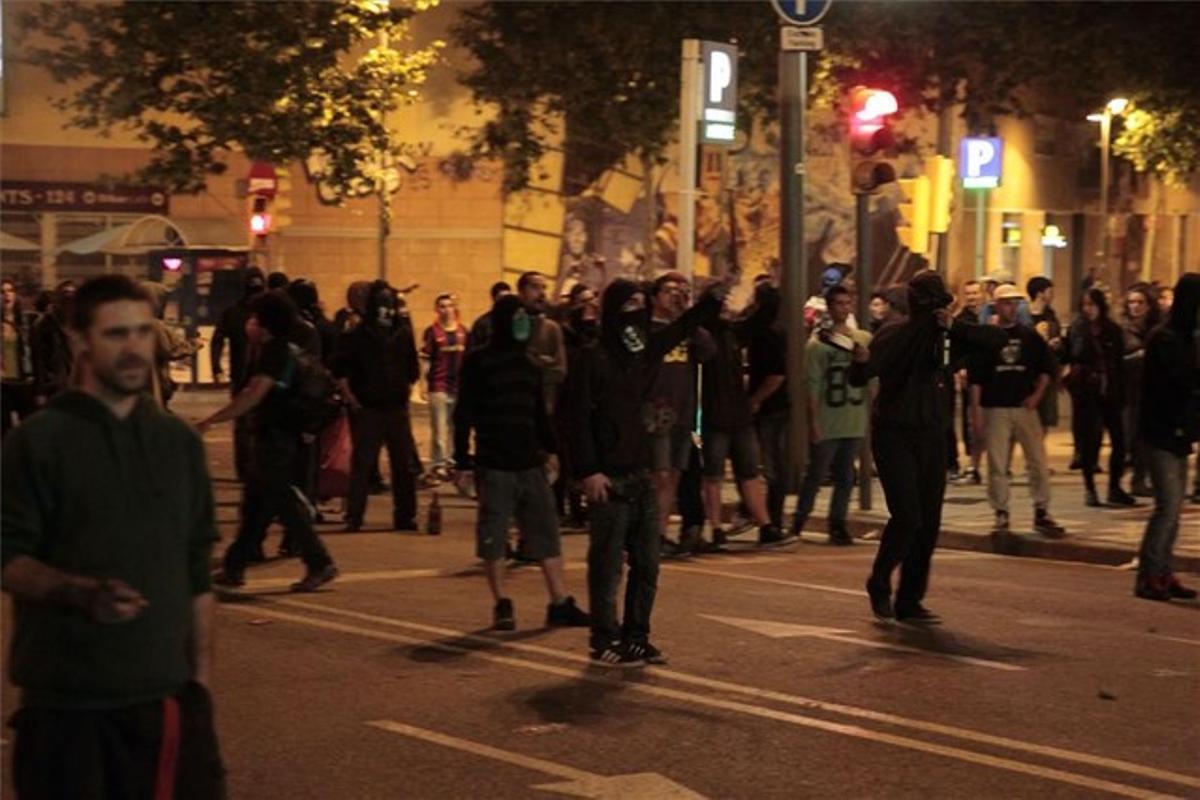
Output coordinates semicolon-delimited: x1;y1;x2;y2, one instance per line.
281;344;341;434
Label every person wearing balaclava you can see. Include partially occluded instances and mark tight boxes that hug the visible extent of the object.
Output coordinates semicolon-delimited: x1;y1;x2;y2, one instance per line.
563;275;729;667
31;280;77;406
332;280;420;532
453;295;592;631
555;283;600;527
848;271;1006;624
211;267;266;480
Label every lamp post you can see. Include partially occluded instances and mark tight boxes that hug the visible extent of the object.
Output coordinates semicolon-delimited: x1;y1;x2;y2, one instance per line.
1087;97;1128;279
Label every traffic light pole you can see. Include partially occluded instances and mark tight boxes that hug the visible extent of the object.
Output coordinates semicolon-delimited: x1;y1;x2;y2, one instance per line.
780;48;809;492
855;191;873;511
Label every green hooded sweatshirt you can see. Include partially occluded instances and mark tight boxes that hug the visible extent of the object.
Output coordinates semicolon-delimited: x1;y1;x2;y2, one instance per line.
1;390;216;709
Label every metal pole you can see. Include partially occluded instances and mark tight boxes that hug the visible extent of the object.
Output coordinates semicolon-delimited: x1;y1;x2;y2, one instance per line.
676;39;700;283
855;192;872;510
1098;109;1111;280
974;188;987;278
378;25;391;282
780;47;808;490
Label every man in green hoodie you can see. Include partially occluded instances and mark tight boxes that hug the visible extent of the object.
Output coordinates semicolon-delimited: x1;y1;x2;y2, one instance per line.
2;275;225;798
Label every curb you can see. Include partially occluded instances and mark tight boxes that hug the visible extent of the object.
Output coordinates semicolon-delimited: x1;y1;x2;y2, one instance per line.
815;514;1200;573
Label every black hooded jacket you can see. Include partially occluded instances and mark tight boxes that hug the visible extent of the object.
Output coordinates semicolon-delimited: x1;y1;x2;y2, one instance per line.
565;279;722;478
850;273;1006;432
211;268;265;388
1140;273;1200;456
453;295;555;471
332;282;419;408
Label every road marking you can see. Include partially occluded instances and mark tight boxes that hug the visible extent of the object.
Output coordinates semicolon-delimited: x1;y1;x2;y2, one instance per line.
367;720;704;798
700;614;1027;672
661;563;863;596
1153;635;1200;647
241;567;455;590
235;599;1200;794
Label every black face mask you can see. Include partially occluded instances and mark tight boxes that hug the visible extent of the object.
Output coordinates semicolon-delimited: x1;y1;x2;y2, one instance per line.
617;309;649;354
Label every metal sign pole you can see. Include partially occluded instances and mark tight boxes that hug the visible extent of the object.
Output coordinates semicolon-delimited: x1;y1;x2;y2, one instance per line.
781;47;808;488
676;39;700;283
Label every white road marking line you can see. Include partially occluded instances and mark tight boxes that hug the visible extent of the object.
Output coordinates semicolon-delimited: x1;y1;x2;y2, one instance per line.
256;598;1200;793
366;720;705;798
661;563;864;596
699;614;1027;672
241;568;454;590
1153;635;1200;647
223;603;1184;800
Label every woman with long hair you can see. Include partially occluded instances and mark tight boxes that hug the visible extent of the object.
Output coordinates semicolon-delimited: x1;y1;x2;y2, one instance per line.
1;278;35;436
1133;273;1199;601
1065;287;1136;507
1121;284;1161;495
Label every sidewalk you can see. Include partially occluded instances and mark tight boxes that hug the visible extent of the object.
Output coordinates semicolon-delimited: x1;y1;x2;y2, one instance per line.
175;389;1199;572
792;427;1200;572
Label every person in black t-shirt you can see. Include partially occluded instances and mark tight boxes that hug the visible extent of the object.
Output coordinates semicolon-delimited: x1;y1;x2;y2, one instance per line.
969;284;1065;539
200;291;338;592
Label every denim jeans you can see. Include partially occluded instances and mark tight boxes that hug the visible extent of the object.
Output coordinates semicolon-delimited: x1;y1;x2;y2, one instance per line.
428;391;456;470
1137;446;1188;577
793;437;860;528
587;474;659;649
755;413;789;528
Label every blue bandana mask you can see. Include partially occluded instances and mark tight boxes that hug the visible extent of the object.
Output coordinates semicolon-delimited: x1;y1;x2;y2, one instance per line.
511;308;532;343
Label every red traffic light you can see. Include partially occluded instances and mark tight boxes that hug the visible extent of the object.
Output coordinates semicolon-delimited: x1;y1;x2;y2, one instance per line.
849;86;898;155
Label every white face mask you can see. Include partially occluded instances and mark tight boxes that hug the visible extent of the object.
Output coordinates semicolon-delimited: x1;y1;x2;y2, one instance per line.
376;305;396;326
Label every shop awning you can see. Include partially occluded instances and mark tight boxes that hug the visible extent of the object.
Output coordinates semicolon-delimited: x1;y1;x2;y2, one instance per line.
1;231;41;251
57;214;250;255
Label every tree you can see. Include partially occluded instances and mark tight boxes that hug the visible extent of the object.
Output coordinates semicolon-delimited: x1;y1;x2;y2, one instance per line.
20;0;444;195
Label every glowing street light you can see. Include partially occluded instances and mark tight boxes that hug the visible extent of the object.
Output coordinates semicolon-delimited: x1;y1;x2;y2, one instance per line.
1086;97;1130;272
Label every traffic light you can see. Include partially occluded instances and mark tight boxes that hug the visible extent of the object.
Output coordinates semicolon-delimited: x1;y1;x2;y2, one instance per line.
249;195;271;242
925;155;955;234
848;86;898;194
895;175;930;254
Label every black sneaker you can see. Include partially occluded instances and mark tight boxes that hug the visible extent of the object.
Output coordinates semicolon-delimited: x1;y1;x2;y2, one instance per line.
1167;575;1198;600
290;563;338;593
213;568;245;588
758;524;795;547
1085;489;1102;507
660;537;692;559
866;579;894;622
828;526;853;546
394;518;419;532
590;641;644;668
1106;488;1138;507
895;603;942;626
625;640;668;665
991;511;1010;535
546;596;590;627
1033;511;1066;539
493;598;516;631
968;469;982;485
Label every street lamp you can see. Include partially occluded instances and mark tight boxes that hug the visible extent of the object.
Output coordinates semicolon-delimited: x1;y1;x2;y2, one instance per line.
1086;97;1129;276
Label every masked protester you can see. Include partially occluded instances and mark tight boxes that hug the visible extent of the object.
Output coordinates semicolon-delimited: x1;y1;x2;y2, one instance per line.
564;276;727;667
453;295;591;631
1134;273;1200;602
211;268;266;479
31;280;76;406
556;284;600;526
332;280;420;532
849;272;1006;624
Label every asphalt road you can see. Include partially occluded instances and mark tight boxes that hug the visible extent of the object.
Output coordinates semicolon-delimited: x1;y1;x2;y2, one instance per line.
2;397;1198;799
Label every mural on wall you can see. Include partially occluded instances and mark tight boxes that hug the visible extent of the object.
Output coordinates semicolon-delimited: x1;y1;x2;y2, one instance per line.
504;113;918;304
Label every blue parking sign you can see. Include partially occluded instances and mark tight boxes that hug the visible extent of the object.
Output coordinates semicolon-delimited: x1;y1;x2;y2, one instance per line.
959;137;1003;189
770;0;833;26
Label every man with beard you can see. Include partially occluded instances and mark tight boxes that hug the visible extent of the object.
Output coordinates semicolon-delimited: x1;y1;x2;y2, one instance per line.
211;268;266;479
2;276;225;798
454;294;591;631
516;272;567;415
200;292;339;592
564;276;728;667
333;280;420;532
850;272;1006;624
31;280;77;406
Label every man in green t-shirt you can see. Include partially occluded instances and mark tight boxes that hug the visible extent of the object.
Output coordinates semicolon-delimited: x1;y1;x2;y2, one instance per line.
791;285;872;544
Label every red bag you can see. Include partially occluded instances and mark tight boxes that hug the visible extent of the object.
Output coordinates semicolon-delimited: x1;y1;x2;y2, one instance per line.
317;412;352;500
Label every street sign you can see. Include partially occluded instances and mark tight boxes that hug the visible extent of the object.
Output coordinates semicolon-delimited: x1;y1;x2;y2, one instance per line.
770;0;833;26
247;161;278;198
699;41;738;144
959;137;1003;189
780;26;824;51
